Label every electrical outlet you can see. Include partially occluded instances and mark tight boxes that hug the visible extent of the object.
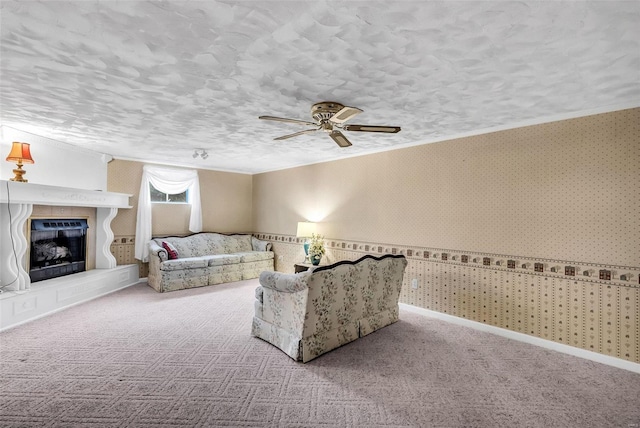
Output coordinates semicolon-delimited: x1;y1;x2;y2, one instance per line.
411;278;418;289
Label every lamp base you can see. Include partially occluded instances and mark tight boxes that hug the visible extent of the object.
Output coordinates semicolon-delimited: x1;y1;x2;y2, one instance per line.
302;241;310;263
10;164;28;182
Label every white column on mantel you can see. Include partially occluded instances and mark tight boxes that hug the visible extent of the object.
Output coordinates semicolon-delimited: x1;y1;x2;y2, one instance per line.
96;207;118;269
0;202;32;291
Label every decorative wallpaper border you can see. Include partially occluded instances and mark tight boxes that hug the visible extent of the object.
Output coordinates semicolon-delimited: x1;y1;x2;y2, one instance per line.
255;233;640;289
112;232;639;288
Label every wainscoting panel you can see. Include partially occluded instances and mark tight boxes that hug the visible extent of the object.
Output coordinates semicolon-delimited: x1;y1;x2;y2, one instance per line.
258;233;640;363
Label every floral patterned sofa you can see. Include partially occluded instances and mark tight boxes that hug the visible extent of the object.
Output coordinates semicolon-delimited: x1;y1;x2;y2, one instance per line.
251;254;408;362
147;232;273;293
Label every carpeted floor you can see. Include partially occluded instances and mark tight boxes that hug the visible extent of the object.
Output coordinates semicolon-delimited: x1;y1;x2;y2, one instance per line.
1;279;639;427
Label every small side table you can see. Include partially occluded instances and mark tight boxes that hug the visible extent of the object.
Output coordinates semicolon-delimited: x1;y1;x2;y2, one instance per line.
294;263;324;273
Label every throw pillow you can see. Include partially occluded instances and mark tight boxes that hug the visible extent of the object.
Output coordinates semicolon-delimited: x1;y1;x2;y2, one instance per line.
162;241;179;260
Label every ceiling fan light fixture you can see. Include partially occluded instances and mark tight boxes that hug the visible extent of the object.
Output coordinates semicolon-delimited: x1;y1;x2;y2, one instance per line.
260;101;400;147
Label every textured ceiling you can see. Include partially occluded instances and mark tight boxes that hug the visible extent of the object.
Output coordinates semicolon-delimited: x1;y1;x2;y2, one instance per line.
1;1;639;174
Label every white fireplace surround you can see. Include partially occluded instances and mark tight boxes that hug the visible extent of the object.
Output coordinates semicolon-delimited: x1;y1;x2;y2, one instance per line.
0;180;131;291
0;180;139;330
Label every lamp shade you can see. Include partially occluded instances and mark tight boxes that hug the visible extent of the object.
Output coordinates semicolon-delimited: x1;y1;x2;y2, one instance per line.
6;142;34;164
296;221;316;238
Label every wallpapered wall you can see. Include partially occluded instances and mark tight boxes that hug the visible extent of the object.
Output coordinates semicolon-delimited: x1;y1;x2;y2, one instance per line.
107;159;253;276
252;108;640;362
253;108;639;267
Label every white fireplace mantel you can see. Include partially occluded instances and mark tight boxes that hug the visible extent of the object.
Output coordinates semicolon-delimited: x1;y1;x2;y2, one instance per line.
0;180;132;292
0;180;131;208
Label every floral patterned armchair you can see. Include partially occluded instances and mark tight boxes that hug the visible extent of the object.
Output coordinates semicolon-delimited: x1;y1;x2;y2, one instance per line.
251;254;408;362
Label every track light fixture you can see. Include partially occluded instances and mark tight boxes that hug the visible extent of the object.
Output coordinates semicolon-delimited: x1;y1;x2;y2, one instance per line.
193;149;208;159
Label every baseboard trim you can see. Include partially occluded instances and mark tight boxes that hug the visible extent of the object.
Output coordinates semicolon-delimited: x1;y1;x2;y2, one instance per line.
400;303;640;374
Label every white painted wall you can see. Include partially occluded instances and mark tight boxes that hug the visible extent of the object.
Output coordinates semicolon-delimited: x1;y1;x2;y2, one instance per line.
0;126;111;191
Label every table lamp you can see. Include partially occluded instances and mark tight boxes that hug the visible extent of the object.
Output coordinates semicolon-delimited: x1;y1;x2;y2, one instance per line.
6;142;34;182
296;221;317;263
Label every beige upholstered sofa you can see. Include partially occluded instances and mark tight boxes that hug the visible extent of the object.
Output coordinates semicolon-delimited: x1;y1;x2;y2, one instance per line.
147;233;273;292
251;254;408;362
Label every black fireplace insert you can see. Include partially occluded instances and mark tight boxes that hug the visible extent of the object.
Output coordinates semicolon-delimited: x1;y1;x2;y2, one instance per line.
29;219;88;283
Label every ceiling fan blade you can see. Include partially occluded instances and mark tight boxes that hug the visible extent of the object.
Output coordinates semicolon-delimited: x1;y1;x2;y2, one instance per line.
329;130;352;148
274;128;319;141
342;124;401;133
259;115;318;127
329;106;363;124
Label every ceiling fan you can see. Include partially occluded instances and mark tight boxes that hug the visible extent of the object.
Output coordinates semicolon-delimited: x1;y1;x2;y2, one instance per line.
259;101;401;147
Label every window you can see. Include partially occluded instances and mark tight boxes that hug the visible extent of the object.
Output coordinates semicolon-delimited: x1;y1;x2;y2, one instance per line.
150;183;189;203
136;165;202;261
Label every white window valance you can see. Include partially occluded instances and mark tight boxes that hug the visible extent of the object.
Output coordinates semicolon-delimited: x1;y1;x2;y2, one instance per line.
134;165;202;262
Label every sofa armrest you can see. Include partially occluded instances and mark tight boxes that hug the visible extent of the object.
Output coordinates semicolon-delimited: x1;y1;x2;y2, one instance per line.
252;236;272;252
257;274;308;336
259;271;308;293
148;240;168;262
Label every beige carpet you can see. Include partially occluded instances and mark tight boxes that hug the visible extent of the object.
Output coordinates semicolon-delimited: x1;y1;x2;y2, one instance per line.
1;279;639;427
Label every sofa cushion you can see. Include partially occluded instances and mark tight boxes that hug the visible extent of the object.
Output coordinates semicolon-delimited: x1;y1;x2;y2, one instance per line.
161;241;179;259
220;234;253;253
204;254;241;266
159;257;209;271
159;233;254;257
159;235;210;258
235;251;274;263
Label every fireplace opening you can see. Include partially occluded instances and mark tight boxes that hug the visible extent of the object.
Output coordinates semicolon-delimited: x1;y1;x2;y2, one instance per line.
29;219;89;283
